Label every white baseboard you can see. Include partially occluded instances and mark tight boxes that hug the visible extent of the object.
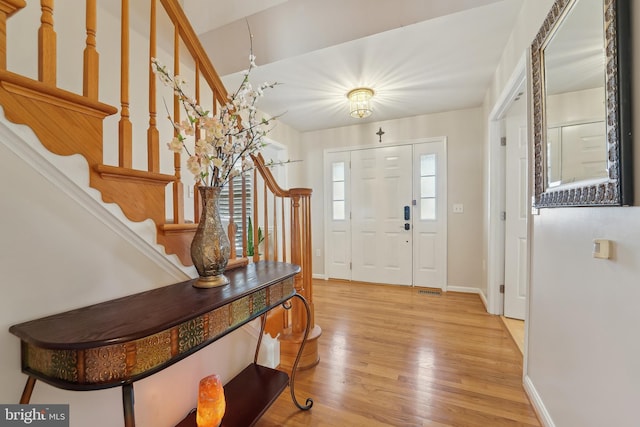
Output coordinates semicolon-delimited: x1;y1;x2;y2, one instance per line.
312;273;327;280
478;290;489;310
524;375;555;427
447;285;480;294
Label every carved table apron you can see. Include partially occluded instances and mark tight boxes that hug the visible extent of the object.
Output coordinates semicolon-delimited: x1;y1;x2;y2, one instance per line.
9;261;313;426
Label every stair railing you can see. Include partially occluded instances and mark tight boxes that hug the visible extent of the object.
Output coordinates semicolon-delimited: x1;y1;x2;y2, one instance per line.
252;153;320;370
0;0;319;367
1;0;234;265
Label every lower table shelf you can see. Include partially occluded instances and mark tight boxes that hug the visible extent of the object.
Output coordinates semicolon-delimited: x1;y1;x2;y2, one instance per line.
10;262;313;426
176;363;289;427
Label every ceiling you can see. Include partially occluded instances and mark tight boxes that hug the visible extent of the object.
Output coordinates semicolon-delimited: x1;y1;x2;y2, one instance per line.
181;0;525;132
543;0;604;95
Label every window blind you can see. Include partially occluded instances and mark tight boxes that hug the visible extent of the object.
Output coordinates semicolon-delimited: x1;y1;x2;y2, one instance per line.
219;174;252;253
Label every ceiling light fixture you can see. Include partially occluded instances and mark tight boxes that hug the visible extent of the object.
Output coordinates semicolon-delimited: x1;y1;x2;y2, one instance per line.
347;87;374;119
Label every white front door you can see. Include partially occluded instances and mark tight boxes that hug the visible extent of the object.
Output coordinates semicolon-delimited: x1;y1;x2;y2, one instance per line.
351;145;413;285
504;92;528;320
325;140;447;287
412;141;447;289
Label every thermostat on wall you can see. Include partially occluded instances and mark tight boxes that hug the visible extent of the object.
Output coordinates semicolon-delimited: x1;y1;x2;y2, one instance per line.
592;239;611;259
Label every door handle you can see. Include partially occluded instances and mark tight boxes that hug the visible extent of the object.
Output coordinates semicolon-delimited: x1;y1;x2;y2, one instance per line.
404;223;411;231
404;206;410;221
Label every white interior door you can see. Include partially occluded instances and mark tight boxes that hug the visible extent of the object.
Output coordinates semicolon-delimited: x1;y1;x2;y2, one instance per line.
412;141;447;289
351;146;413;285
504;93;528;320
326;151;351;280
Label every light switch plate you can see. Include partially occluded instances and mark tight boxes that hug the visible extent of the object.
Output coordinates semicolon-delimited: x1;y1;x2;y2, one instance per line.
453;204;464;214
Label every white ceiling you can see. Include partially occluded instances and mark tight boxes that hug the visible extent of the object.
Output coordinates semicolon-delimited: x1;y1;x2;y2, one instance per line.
182;0;525;132
543;0;605;95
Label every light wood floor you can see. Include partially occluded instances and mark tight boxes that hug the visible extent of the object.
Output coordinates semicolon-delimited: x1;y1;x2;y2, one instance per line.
501;317;525;355
256;280;540;426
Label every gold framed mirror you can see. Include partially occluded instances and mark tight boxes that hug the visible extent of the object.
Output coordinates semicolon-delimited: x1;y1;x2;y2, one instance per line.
531;0;632;207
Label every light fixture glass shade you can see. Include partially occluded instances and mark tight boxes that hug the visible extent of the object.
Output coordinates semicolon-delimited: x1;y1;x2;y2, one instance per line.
348;88;374;118
196;374;225;427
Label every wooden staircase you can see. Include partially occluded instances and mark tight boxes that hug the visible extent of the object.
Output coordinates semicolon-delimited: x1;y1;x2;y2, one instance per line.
0;0;319;370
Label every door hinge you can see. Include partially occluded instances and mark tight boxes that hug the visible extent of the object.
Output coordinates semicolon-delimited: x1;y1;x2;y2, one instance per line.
350;262;352;270
500;211;506;221
500;284;505;294
500;137;507;147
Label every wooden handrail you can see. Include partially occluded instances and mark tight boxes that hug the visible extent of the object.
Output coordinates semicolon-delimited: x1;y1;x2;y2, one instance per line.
251;153;320;370
158;0;228;104
0;0;319;370
252;153;292;197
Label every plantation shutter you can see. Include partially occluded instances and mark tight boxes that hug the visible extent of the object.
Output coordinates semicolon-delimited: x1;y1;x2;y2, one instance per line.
219;173;252;253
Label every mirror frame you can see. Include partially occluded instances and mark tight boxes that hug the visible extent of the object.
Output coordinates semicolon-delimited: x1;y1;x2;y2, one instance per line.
531;0;633;207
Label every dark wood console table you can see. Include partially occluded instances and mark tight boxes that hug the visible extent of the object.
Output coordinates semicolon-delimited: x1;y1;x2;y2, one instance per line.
9;261;313;426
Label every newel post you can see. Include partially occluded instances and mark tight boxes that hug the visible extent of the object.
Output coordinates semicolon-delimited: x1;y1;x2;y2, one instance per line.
290;191;305;334
289;188;315;332
279;187;320;371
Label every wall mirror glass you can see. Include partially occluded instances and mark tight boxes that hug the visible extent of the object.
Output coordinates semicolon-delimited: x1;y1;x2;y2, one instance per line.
531;0;633;207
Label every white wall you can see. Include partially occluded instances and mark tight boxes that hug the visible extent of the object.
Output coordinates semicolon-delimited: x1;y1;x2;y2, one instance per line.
485;1;640;426
6;0;302;225
546;87;605;126
8;1;482;291
0;117;257;426
528;208;640;427
2;2;262;426
481;0;556;300
300;108;484;289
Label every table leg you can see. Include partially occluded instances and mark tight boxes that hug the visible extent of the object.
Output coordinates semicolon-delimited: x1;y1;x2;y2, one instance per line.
19;376;36;404
287;293;313;410
254;313;267;364
122;383;135;427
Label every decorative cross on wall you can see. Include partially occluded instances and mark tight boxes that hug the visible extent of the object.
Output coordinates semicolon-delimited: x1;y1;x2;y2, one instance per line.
376;127;385;143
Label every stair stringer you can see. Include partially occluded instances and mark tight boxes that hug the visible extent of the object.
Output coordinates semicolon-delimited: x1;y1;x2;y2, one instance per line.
0;107;195;281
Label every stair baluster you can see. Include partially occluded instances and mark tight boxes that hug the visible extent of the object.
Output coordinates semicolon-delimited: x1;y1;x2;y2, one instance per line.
0;0;319;371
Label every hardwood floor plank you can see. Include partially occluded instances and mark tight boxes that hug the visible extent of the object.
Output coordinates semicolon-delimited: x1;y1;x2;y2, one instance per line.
501;316;525;355
255;280;540;426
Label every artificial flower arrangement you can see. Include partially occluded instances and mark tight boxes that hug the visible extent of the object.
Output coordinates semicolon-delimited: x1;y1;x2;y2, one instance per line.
151;39;280;188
